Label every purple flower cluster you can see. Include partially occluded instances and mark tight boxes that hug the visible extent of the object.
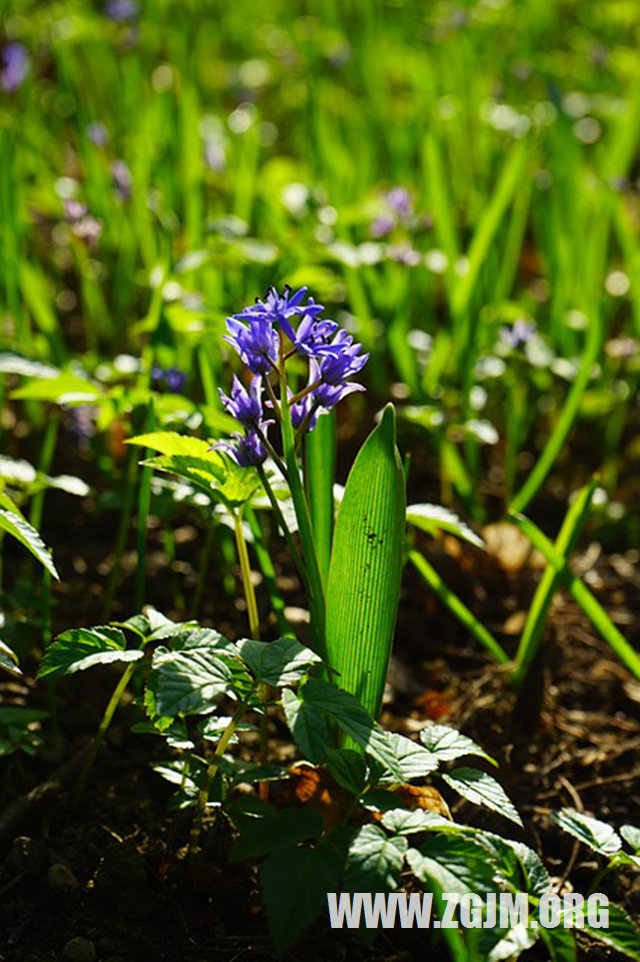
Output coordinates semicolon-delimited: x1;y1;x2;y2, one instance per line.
1;43;29;93
216;285;368;466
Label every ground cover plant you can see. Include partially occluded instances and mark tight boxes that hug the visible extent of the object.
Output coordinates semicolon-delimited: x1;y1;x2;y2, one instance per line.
1;0;640;960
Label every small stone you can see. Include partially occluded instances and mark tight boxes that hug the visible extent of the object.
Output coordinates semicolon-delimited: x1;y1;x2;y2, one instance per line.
6;836;49;875
63;937;96;962
47;863;80;893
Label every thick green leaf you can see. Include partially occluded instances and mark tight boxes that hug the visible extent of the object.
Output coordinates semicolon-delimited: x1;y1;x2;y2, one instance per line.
235;636;322;687
0;495;59;579
419;723;497;766
442;768;523;827
230;808;323;861
261;845;341;951
551;809;621;857
583;902;640;961
406;503;484;549
305;410;336;585
151;645;253;717
38;627;141;678
343;824;407;891
325;404;406;721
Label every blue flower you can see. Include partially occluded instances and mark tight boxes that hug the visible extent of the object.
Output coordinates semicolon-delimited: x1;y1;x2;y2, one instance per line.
218;375;264;427
311;338;369;409
224;317;279;374
288;314;340;358
212;430;267;467
235;285;324;346
1;44;29;93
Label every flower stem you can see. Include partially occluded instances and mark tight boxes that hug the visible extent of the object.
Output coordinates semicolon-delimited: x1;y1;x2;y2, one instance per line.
279;366;328;663
72;660;138;805
233;510;260;639
189;699;250;853
256;464;309;593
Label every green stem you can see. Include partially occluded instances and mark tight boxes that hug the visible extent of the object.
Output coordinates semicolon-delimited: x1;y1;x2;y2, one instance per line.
190;699;250;852
256;464;308;592
279;366;327;663
72;660;138;804
135;399;155;613
233;510;260;639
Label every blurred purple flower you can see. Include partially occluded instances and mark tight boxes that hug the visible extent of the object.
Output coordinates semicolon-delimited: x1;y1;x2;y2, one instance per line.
1;43;29;93
387;187;412;217
370;214;394;239
500;319;537;350
87;122;109;146
104;0;139;21
151;364;186;393
111;159;132;200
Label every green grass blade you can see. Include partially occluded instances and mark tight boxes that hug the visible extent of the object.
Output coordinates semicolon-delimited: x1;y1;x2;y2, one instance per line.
451;139;528;319
325;405;406;721
510;315;601;513
409;550;509;664
509;512;640;680
304;411;336;587
511;479;598;687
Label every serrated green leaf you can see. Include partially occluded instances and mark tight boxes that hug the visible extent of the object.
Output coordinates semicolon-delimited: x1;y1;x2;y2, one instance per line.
406;503;485;549
583;902;640;961
344;823;407;892
261;845;341;952
381;731;439;782
301;678;402;778
38;627;140;678
419;723;497;766
235;636;322;687
325;404;406;722
326;748;368;796
551;809;621;857
442;768;522;826
621;825;640;853
380;808;451;834
282;687;329;764
407;834;500;895
151;645;253;717
0;499;59;579
539;924;577;962
230;808;323;862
